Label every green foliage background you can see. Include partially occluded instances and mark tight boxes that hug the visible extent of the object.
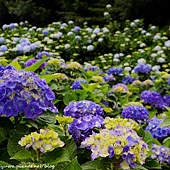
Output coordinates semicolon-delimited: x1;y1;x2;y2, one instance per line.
0;0;170;28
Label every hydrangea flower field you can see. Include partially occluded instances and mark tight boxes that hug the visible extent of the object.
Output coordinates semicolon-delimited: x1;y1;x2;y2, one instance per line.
0;5;170;170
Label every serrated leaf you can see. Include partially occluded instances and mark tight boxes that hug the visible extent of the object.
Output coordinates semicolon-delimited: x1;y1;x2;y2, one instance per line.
160;118;170;127
9;60;21;70
42;148;70;164
7;131;23;157
24;57;48;72
63;157;82;170
40;74;57;83
37;111;56;125
10;149;31;161
144;160;162;169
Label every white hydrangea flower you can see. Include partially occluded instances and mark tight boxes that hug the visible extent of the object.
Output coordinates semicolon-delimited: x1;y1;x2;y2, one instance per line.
104;12;109;16
130;22;135;27
154;45;161;51
157;57;165;63
124;67;132;72
67;32;73;36
141;30;146;34
151;53;157;58
164;40;170;47
68;20;74;25
140;43;146;48
151;26;156;30
106;4;112;8
114;54;120;59
138;58;146;64
64;44;70;49
152;65;160;71
146;32;151;36
154;34;161;40
87;45;94;51
98;38;103;42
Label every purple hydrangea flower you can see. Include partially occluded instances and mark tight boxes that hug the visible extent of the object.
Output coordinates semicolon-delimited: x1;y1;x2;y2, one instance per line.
151;144;170;164
134;64;151;74
168;77;170;85
42;29;49;35
104;74;115;82
140;90;164;109
68;114;104;145
107;67;123;75
122;105;149;120
64;100;104;119
36;51;50;59
0;66;58;120
84;65;100;72
145;116;170;139
72;80;88;90
121;76;135;85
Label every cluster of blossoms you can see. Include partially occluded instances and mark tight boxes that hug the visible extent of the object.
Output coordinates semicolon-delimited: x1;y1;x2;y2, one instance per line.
0;66;58;120
145;116;170;139
107;67;123;75
64;100;104;118
121;105;149;120
68;114;104;144
140;90;170;109
151;144;170;164
81;126;149;169
104;117;140;130
71;80;88;90
83;64;100;72
121;76;135;85
24;51;50;68
18;129;64;153
64;100;104;145
134;64;151;74
112;83;128;93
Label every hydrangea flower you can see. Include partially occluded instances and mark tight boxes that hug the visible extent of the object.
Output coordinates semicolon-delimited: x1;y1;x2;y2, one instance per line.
104;117;140;130
0;66;58;120
112;83;128;93
140;90;164;109
81;126;149;169
84;64;100;72
18;129;64;153
151;144;170;164
68;114;104;145
104;74;115;82
121;76;135;85
72;80;88;90
122;105;149;120
145;116;170;139
36;51;50;59
107;67;123;75
64;100;104;119
134;64;151;74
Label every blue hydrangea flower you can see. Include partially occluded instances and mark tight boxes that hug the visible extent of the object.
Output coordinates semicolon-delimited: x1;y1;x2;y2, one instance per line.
0;66;58;120
0;45;8;52
151;144;170;164
163;94;170;107
134;64;151;74
122;105;149;120
121;76;135;84
42;29;49;35
84;65;100;72
72;80;88;90
68;114;104;145
0;37;5;44
24;58;46;69
107;67;123;75
140;90;164;109
168;77;170;85
64;100;104;119
74;26;81;32
145;116;170;139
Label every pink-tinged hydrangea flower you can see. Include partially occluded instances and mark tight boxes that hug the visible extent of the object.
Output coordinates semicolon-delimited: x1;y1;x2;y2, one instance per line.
81;126;149;169
122;105;149;120
112;83;128;93
151;144;170;164
0;66;58;120
64;100;104;119
145;116;170;139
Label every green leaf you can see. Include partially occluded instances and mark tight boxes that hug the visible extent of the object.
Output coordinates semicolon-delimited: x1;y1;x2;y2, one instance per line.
24;57;48;72
63;92;77;105
10;149;31;161
163;137;170;147
136;164;148;170
144;131;153;145
7;131;23;157
0;117;14;130
144;160;162;169
9;60;21;70
63;157;82;170
42;148;70;164
27;119;39;129
160;118;170;127
37;111;56;125
81;159;101;170
0;128;7;143
40;74;57;83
